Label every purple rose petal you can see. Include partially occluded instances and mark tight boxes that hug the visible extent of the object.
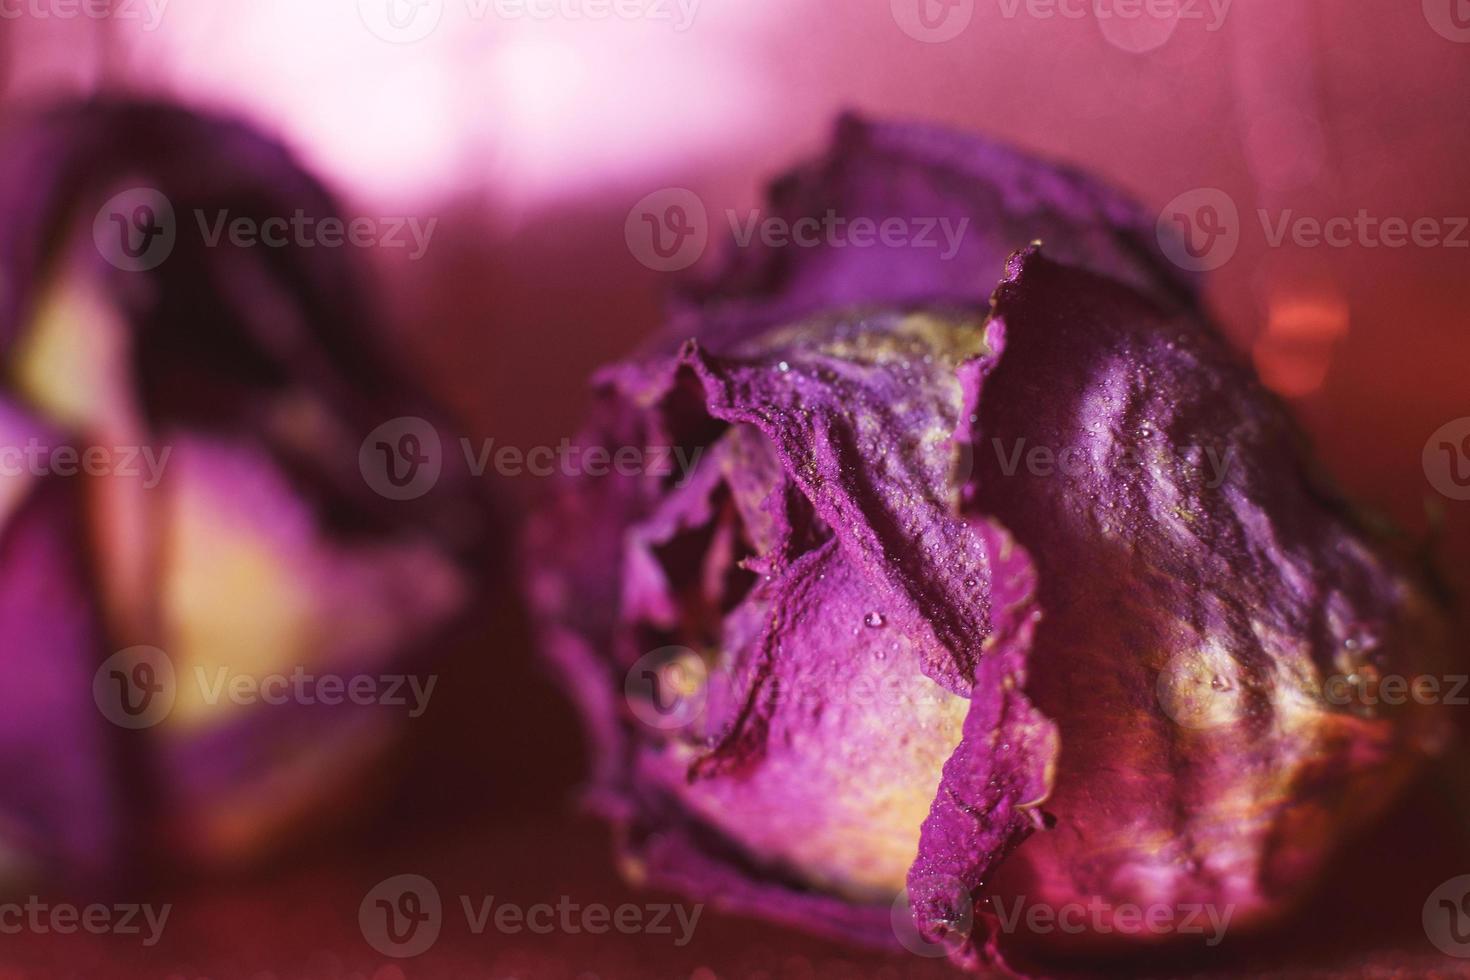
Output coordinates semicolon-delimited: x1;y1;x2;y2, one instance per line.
529;116;1455;974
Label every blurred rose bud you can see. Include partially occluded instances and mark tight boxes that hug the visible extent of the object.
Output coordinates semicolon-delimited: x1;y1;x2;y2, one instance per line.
526;116;1455;971
0;101;496;887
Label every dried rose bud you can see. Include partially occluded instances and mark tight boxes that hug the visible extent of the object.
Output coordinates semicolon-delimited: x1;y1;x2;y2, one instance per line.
0;101;495;885
526;116;1454;971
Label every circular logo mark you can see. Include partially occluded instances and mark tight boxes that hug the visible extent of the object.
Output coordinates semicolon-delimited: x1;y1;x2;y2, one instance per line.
360;874;443;958
1156;188;1240;272
1423;417;1470;501
1096;0;1182;53
1424;0;1470;42
1424;875;1470;957
93;188;176;272
891;0;975;43
625;188;708;273
1156;646;1246;730
358;0;444;43
93;646;176;729
625;646;709;731
892;875;973;958
360;417;443;501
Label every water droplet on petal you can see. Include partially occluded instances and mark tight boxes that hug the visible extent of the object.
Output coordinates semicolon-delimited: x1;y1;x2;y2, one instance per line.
1343;624;1381;654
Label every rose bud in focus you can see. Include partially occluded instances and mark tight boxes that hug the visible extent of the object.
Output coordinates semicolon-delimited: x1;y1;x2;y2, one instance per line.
0;101;496;887
526;116;1455;971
